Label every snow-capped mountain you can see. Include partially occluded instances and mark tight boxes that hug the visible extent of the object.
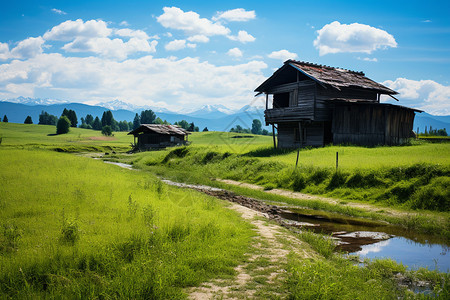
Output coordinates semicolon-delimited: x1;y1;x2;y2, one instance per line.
187;104;237;119
1;96;68;106
95;99;175;114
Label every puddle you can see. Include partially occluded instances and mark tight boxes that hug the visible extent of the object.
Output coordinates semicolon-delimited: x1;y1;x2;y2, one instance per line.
278;208;449;271
98;160;449;271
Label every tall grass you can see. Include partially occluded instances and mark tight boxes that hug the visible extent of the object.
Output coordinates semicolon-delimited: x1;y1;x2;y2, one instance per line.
0;149;253;298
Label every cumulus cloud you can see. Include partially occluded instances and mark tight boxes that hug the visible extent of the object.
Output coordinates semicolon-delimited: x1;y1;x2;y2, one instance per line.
227;47;243;57
314;21;397;56
10;37;45;59
157;7;230;37
187;35;209;43
119;21;130;26
0;43;11;60
43;19;158;60
44;19;111;41
62;37;157;60
268;50;298;61
51;8;67;15
213;8;256;22
165;39;188;51
115;28;150;40
382;78;450;115
227;30;255;43
0;53;268;111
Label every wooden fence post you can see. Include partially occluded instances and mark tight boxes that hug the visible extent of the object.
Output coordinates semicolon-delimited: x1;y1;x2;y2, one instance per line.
336;151;339;171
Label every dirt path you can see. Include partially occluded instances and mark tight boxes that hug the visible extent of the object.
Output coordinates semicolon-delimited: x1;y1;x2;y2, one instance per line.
217;179;413;218
188;203;314;299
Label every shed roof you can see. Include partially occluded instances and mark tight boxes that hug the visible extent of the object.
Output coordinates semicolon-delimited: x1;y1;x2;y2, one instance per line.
255;60;398;95
128;124;190;136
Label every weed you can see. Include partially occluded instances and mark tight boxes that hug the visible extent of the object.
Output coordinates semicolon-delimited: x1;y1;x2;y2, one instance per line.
127;194;139;219
0;223;22;253
60;217;80;245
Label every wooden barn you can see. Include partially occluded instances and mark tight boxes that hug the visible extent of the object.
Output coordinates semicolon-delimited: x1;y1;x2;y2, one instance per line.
128;124;190;150
256;60;421;148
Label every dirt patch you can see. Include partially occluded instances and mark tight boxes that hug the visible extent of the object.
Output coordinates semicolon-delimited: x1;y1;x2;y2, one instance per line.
89;136;117;141
218;179;412;218
188;203;314;299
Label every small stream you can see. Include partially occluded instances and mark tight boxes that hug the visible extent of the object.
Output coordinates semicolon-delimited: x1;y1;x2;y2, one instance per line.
103;160;449;272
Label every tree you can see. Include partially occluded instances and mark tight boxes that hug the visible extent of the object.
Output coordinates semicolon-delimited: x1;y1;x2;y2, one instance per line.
174;120;189;130
56;116;71;134
188;122;195;132
203;127;209;132
101;125;112;136
140;110;156;124
62;108;77;127
24;116;33;124
133;113;140;130
155;117;164;124
262;129;269;135
251;119;262;135
92;116;102;130
118;120;129;131
39;111;58;125
101;110;114;127
85;114;94;126
2;115;8;122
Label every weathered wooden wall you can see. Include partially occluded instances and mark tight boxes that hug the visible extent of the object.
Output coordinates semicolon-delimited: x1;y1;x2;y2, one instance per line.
277;122;325;148
138;133;185;149
332;104;415;146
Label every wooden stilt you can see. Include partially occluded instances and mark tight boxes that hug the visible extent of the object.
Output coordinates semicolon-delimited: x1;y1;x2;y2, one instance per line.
296;122;302;167
272;124;276;149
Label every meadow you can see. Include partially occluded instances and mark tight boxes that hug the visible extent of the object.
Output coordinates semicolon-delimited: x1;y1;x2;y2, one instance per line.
1;123;449;298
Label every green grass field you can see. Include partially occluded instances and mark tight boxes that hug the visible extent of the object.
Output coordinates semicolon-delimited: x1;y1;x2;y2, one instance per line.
1;123;449;298
0;147;254;298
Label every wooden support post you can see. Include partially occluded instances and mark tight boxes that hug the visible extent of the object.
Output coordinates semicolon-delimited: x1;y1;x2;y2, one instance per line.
336;151;339;171
296;122;302;167
272;124;277;149
265;93;268;110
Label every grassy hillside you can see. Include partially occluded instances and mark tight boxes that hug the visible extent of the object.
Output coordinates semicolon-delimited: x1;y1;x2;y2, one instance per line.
0;148;253;298
0;122;131;152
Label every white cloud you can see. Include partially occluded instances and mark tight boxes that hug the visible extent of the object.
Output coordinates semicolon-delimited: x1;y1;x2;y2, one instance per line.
43;19;158;60
187;35;209;43
268;49;298;61
187;43;196;49
62;37;157;59
314;21;397;56
227;30;255;43
213;8;256;22
51;8;67;15
119;21;130;26
0;53;268;111
44;19;112;41
227;47;243;57
0;42;11;60
358;57;378;62
115;28;150;40
165;39;187;51
0;37;46;60
157;7;230;36
382;78;450;115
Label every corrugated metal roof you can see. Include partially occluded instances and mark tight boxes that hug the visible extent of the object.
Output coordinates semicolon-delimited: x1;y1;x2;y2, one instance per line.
288;60;397;94
128;124;190;136
255;60;397;95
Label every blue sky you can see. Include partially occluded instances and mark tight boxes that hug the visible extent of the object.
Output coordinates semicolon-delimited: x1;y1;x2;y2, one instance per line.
1;0;449;114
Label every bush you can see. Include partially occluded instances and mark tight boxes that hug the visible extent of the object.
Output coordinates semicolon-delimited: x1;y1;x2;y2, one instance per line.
56;116;71;134
409;177;450;211
101;125;112;136
24;115;33;124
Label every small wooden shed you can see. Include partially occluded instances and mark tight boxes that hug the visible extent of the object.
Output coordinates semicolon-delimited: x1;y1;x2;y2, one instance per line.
128;124;190;150
256;60;422;148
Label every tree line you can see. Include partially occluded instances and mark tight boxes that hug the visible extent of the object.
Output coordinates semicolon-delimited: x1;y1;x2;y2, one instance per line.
1;110;270;136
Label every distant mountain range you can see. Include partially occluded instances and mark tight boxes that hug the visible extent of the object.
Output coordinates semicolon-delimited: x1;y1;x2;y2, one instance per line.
0;97;448;133
0;98;265;132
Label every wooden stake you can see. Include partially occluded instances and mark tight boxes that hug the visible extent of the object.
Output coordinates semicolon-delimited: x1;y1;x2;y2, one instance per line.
336;151;339;171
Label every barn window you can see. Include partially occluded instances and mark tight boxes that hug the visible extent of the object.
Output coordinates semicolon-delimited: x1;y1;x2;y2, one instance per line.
273;93;289;108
